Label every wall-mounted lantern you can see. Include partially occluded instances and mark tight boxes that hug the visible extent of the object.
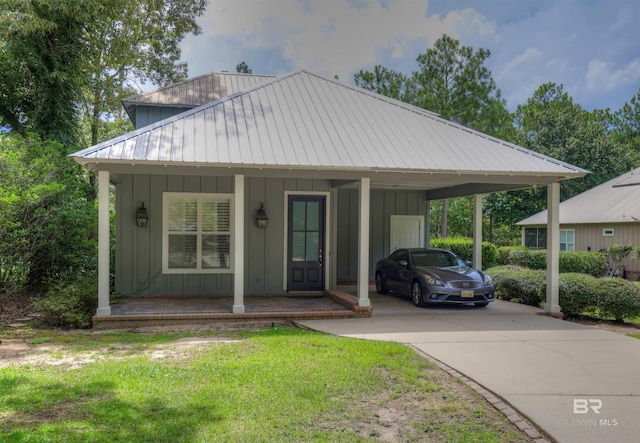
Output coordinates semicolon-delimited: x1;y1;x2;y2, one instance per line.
136;203;149;228
257;203;268;229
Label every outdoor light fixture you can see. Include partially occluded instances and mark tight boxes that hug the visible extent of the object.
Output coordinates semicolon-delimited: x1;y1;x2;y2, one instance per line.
257;203;268;229
136;203;149;228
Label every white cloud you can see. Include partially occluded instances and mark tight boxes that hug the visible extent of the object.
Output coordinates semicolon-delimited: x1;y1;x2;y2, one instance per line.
194;0;494;80
586;59;640;92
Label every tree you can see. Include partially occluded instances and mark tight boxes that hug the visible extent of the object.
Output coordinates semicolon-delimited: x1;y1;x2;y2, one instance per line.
0;0;92;145
413;35;508;237
0;0;207;148
354;65;415;103
613;88;640;167
80;0;207;146
236;61;252;74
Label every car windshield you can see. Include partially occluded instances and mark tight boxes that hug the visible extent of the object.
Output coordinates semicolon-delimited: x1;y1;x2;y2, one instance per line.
411;250;463;267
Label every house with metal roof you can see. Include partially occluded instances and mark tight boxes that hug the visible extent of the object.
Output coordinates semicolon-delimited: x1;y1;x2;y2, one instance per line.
70;70;587;325
518;167;640;279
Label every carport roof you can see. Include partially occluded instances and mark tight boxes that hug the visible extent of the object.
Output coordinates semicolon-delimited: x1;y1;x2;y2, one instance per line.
72;70;587;198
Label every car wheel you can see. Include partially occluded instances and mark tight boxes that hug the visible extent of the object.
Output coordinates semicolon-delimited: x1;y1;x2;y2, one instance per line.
475;302;488;307
375;272;389;294
411;281;426;307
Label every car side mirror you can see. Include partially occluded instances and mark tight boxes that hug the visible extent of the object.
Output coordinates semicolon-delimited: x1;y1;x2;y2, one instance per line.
398;259;408;267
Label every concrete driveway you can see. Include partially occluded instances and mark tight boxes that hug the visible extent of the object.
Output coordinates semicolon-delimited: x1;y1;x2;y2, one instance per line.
298;290;640;443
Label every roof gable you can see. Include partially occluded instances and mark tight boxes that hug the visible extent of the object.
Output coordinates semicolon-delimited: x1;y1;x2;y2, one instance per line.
121;72;275;126
518;167;640;225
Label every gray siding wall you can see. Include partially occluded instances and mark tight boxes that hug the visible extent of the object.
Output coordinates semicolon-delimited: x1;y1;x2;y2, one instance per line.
134;105;193;129
115;174;331;295
522;223;640;273
336;189;428;281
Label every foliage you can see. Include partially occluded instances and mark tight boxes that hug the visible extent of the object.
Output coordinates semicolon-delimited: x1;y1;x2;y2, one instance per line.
33;276;97;328
80;0;207;146
503;249;607;277
606;243;635;278
430;237;498;269
496;246;527;265
236;61;252;73
487;266;640;321
0;133;96;290
490;268;545;306
0;0;92;145
555;273;599;317
595;279;640;322
0;0;207;147
354;64;415;102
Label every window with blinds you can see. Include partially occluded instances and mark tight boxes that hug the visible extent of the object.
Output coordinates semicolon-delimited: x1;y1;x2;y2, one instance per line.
163;193;233;273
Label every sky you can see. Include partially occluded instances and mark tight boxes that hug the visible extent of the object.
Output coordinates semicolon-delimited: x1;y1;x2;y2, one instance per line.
180;0;640;112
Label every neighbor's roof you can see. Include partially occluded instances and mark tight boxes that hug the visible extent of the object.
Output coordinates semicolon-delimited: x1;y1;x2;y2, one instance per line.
72;70;587;191
518;167;640;225
121;72;275;126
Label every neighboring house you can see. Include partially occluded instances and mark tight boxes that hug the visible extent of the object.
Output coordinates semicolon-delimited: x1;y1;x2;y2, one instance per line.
517;167;640;279
70;70;587;317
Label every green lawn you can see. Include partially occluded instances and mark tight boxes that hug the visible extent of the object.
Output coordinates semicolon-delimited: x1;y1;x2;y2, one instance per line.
0;328;532;442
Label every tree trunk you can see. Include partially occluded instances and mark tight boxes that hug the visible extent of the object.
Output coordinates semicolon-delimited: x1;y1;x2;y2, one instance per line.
441;199;448;238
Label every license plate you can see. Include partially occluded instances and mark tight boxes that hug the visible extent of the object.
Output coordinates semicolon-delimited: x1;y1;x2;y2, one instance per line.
461;290;474;298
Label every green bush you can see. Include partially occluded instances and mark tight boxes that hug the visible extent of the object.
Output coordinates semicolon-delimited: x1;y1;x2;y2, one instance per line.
496;246;526;265
560;251;608;277
430;237;498;269
505;249;607;277
595;279;640;322
33;276;97;328
556;273;599;317
493;268;545;306
485;265;526;288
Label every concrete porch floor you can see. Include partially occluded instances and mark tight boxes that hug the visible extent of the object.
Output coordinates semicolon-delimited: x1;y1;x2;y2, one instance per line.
92;288;371;329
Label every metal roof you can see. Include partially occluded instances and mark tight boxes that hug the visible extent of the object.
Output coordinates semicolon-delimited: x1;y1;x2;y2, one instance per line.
121;72;275;126
73;70;587;197
518;167;640;225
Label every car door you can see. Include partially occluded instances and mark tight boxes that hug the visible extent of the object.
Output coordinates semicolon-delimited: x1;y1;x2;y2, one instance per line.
395;250;415;295
386;249;410;293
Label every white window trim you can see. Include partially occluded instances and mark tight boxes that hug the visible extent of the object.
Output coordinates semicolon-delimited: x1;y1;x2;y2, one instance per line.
603;228;614;237
162;192;234;274
560;228;575;251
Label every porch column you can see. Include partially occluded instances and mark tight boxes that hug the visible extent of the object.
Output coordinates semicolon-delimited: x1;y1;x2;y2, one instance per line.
96;170;111;316
357;177;371;307
546;182;561;315
233;174;245;314
472;194;483;269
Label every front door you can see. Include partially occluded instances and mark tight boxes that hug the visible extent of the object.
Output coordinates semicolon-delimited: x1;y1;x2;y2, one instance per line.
287;195;325;291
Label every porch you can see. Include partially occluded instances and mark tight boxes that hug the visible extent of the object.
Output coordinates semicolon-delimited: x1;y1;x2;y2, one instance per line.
92;288;372;330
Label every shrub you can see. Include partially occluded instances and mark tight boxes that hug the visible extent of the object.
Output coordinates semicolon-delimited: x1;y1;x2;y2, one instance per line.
505;249;607;277
496;246;526;265
494;268;545;306
595;279;640;322
485;265;526;288
560;251;608;277
556;273;599;317
430;237;498;269
33;276;97;329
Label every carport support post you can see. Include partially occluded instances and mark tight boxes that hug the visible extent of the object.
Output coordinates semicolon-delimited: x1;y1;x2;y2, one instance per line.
233;174;245;314
546;182;561;315
472;194;483;270
357;177;371;307
96;170;111;317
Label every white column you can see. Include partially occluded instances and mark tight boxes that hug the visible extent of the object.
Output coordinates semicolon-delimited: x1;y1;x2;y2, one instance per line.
472;194;483;270
546;183;561;314
233;174;245;313
96;171;111;316
357;177;371;307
